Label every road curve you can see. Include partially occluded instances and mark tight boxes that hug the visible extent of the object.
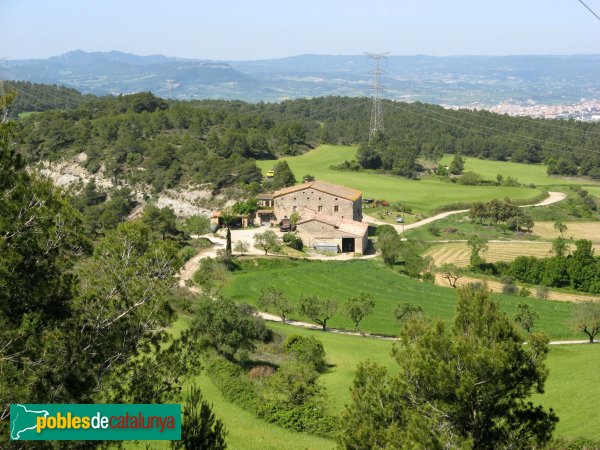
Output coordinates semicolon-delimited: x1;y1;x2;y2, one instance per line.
363;191;567;233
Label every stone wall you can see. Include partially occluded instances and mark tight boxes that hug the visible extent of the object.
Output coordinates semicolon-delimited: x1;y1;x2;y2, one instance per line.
274;189;362;221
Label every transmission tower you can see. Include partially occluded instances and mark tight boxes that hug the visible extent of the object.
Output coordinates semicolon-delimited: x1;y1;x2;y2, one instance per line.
365;52;388;141
165;79;179;98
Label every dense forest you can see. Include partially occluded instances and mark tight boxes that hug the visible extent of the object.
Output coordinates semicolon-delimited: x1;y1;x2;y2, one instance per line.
8;85;600;196
3;81;90;117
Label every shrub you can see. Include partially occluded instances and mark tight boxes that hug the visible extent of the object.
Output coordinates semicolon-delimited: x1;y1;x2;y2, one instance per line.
283;335;326;371
422;272;435;283
260;362;337;436
428;225;441;236
502;281;519;296
178;245;198;262
457;171;484;185
282;232;303;251
206;358;258;408
536;285;550;300
376;224;398;237
519;287;532;297
248;365;275;379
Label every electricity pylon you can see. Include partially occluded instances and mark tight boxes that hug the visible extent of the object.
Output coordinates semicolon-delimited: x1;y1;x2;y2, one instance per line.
365;52;388;141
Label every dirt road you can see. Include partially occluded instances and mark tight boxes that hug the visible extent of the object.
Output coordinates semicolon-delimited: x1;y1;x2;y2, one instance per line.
363;191;567;233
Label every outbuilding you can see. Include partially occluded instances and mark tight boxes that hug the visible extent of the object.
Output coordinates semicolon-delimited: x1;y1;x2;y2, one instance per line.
296;213;369;254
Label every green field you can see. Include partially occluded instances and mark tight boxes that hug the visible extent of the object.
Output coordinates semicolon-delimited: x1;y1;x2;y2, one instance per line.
438;154;600;188
125;291;598;449
533;344;600;440
221;258;578;340
404;211;541;241
258;145;542;215
271;323;600;442
585;185;600;198
148;319;600;449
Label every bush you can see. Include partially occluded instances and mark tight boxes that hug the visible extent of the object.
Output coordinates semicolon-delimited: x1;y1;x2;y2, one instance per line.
282;232;303;251
376;224;398;237
457;171;484;185
183;215;211;235
422;272;435;284
259;362;337;436
519;287;532;297
502;281;519;296
283;335;327;371
178;245;198;262
536;285;550;300
428;225;441;236
206;358;258;410
248;365;275;379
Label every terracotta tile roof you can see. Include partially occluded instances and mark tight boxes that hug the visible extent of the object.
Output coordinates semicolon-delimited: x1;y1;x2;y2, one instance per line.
273;180;362;201
257;193;274;200
272;181;314;197
298;213;369;237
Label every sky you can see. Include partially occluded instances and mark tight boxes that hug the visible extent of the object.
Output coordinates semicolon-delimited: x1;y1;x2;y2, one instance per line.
1;0;600;60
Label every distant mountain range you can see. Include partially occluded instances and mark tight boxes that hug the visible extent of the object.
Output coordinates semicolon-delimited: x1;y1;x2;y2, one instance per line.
3;50;600;105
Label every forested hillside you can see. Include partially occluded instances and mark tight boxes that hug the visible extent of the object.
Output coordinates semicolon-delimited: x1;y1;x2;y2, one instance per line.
3;81;90;117
10;87;600;196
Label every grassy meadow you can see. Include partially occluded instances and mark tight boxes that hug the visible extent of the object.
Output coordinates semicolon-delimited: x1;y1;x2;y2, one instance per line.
438;154;599;188
532;344;600;440
221;258;578;340
128;315;600;449
271;323;600;441
257;145;542;215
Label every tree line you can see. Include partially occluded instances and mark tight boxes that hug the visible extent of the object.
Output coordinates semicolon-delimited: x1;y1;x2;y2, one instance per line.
8;85;600;201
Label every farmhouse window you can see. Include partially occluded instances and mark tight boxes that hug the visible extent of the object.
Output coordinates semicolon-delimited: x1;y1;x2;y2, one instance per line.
318;206;323;212
334;206;339;212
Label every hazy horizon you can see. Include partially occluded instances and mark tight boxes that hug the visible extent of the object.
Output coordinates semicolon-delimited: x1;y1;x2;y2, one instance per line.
6;49;600;63
2;0;599;60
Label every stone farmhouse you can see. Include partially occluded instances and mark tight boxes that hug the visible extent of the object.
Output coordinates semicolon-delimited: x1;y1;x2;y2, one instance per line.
272;180;369;254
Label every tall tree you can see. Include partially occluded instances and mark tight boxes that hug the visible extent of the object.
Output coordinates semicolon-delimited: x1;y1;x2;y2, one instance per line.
449;153;465;175
467;235;488;269
271;160;296;189
339;286;557;449
173;384;227;450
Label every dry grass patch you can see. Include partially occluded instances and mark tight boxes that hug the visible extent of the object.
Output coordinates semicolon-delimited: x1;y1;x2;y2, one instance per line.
533;221;600;243
426;241;556;267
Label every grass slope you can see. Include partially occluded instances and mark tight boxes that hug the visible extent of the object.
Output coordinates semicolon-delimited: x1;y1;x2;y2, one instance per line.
438;154;599;188
271;323;600;441
258;145;541;215
532;344;600;441
222;258;578;339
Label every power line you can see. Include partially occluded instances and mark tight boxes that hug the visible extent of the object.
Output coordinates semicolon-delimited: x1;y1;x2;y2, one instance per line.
448;104;600;138
395;100;600;157
577;0;600;22
384;100;600;161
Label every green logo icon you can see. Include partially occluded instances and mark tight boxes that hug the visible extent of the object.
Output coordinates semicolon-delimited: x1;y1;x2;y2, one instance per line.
10;404;181;441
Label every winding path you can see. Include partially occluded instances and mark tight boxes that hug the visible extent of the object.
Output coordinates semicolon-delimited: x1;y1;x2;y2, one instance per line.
363;191;567;232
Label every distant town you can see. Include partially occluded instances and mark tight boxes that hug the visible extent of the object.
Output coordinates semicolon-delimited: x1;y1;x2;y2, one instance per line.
443;98;600;122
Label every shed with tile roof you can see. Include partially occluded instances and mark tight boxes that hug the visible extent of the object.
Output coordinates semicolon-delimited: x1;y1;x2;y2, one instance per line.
296;213;369;254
